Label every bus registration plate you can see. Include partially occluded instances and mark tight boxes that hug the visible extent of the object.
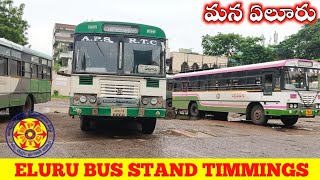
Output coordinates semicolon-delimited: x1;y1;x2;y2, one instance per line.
306;109;313;116
111;107;127;116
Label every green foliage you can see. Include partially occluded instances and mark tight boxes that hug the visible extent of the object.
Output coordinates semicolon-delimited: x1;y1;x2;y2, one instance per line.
0;0;29;45
202;33;276;66
53;63;61;72
276;19;320;60
53;90;59;96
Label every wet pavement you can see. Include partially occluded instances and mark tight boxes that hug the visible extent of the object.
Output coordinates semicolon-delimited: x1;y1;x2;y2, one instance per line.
0;99;320;158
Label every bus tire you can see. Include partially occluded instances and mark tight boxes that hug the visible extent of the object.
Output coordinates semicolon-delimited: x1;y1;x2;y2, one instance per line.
214;112;229;121
188;102;205;117
281;116;298;126
80;116;91;131
9;96;34;119
23;96;34;112
251;105;268;125
166;110;176;119
141;118;156;134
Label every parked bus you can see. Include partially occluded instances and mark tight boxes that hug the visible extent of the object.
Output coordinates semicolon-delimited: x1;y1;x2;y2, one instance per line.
165;74;176;119
68;21;167;133
0;38;52;117
172;59;320;126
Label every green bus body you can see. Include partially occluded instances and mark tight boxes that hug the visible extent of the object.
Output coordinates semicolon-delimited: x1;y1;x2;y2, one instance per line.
0;38;52;115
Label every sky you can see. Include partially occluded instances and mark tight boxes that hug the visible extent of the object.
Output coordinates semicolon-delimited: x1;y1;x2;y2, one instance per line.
13;0;320;55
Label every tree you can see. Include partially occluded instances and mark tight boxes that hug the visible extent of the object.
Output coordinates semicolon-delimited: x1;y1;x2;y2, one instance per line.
0;0;29;45
202;33;276;66
202;33;243;57
276;19;320;60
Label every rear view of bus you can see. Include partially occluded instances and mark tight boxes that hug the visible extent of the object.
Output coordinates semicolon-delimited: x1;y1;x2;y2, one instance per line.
68;22;166;134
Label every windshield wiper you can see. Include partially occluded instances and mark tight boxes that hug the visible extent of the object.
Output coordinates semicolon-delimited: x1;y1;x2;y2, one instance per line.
95;41;105;57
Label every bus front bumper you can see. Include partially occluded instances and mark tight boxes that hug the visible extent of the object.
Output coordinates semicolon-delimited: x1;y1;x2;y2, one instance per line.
69;106;166;118
266;109;320;117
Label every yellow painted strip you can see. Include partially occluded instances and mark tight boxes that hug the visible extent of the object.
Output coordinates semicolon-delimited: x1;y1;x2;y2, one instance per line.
0;158;319;179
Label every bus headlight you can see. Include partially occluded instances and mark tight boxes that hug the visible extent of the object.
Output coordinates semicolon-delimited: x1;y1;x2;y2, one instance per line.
288;103;298;109
89;96;97;103
150;98;158;105
142;97;149;105
79;95;87;103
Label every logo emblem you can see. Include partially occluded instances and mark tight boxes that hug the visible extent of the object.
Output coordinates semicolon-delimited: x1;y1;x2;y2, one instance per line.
116;88;123;95
5;111;55;158
216;93;220;99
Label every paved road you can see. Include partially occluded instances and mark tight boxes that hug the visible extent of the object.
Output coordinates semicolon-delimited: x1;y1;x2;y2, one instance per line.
0;99;320;158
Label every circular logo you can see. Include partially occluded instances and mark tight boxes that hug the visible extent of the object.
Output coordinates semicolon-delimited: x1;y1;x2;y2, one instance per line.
6;111;55;158
216;93;221;99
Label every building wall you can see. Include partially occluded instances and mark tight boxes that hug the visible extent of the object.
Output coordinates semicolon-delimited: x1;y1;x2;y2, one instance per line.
169;52;228;73
51;72;71;96
52;23;75;96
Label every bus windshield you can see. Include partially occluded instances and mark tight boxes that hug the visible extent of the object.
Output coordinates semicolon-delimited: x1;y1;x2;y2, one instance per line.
283;67;320;91
123;37;164;76
308;69;320;91
74;35;118;74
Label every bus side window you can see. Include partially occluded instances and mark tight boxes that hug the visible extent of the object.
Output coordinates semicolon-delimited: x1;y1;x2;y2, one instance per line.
10;60;18;76
0;57;8;75
32;64;38;78
182;82;189;92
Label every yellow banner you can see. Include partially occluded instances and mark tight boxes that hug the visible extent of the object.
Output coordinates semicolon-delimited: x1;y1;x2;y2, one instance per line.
0;159;319;179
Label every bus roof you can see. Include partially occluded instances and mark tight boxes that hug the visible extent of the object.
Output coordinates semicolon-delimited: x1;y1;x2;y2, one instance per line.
166;74;174;79
0;38;52;60
75;21;166;39
174;59;320;79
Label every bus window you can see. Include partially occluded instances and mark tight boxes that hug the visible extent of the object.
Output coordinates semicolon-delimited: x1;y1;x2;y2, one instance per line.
23;62;31;78
31;56;40;64
11;50;21;59
32;64;38;78
48;67;52;79
0;57;8;75
0;46;10;56
182;82;189;92
10;60;19;76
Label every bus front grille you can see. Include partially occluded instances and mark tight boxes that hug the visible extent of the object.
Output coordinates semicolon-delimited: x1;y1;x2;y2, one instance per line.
99;79;140;98
300;94;315;108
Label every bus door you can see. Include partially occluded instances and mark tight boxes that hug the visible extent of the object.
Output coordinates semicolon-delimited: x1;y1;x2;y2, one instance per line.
262;72;274;96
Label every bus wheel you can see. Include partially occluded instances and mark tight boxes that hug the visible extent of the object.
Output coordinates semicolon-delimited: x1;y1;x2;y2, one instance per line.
23;96;34;112
166;110;176;119
188;102;205;117
141;118;156;134
214;112;229;121
80;116;91;131
251;105;268;125
9;96;34;118
281;116;298;126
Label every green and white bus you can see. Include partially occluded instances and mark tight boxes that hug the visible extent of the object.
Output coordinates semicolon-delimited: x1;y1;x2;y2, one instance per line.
0;38;52;117
68;21;167;133
173;59;320;126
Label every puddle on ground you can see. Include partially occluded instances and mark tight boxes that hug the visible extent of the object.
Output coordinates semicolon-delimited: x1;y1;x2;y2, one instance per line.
35;107;68;114
270;125;314;132
169;129;215;138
